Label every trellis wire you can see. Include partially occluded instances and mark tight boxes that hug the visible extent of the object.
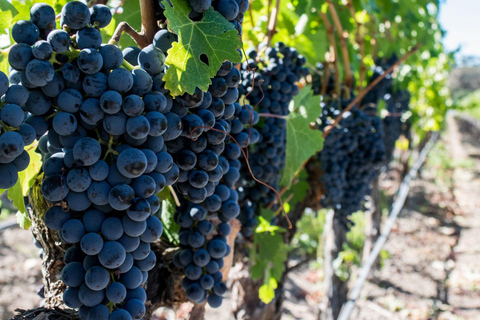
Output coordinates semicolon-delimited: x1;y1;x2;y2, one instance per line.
337;131;439;320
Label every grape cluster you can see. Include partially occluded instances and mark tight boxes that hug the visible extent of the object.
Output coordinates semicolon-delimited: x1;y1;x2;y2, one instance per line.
0;71;36;189
167;56;259;306
382;90;411;163
5;1;187;319
317;98;386;221
236;42;309;236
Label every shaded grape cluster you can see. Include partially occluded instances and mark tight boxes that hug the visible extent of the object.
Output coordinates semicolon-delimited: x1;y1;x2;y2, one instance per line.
167;56;258;306
316;97;385;222
235;42;309;236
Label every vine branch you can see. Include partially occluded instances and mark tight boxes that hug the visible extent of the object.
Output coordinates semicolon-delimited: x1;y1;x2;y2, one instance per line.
109;0;159;48
265;0;281;47
327;0;353;89
319;11;340;97
346;0;367;93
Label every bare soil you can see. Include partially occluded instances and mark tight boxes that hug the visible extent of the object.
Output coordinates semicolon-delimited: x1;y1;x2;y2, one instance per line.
1;113;480;320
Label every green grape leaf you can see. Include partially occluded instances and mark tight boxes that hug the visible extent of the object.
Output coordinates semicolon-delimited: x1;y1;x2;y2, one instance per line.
163;0;242;96
280;86;323;188
6;146;42;229
0;0;18;35
0;51;9;75
158;187;180;245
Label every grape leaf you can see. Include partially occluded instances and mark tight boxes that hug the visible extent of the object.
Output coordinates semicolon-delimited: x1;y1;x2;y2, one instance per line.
4;146;42;229
280;86;323;188
250;209;287;304
0;0;18;36
158;187;180;245
163;0;242;95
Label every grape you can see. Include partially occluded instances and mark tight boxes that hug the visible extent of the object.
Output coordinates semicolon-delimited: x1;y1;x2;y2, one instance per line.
41;174;69;202
78;283;105;307
108;68;134;93
138;44;165;76
213;281;227;295
77;27;102;50
99;241;126;268
41;73;65;97
123;95;144;117
126;115;150;140
109;309;133;320
89;160;109;181
207;239;227;259
61;219;85;244
47;30;72;53
122;215;147;237
87;304;109;320
81;233;104;255
61;262;85;287
80;98;105;126
90;4;112;28
186;283;205;302
109;184;135;210
32;40;53;60
1;104;24;127
103;112;127;135
153;29;178;53
118;234;140;253
106;282;127;304
130;69;153;96
66;166;92;192
83;209;106;233
189;0;212;13
120;266;143;289
207;293;223;308
12;20;40;46
199;274;214;290
62;63;81;83
139;216;163;242
193;249;210;267
53;112;78;136
123;47;141;66
78;49;104;74
117;148;147;179
83;72;108;97
85;265;110;290
30;3;55;29
64;287;83;308
125;298;145;320
8;44;33;71
101;217;124;241
61;1;91;29
118;252;134;273
99;44;123;70
73;138;102;166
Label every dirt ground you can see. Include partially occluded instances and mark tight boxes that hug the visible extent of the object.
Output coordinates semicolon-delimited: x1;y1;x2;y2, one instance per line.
1;113;480;320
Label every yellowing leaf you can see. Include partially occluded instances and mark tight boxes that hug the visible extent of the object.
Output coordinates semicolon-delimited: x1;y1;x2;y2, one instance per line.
163;0;242;95
258;277;277;304
281;86;323;187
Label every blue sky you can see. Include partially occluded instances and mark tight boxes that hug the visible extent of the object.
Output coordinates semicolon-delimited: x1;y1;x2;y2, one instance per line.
439;0;480;57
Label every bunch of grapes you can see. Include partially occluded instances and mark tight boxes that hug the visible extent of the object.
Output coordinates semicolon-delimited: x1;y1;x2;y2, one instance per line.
4;1;191;318
0;70;37;189
234;42;309;236
168;54;260;306
316;98;385;222
382;89;411;164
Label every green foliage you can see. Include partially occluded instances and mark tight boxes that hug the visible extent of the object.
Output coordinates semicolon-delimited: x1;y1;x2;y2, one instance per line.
281;86;324;187
291;209;327;258
251;209;287;304
0;146;42;229
158;188;180;245
162;0;242;95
